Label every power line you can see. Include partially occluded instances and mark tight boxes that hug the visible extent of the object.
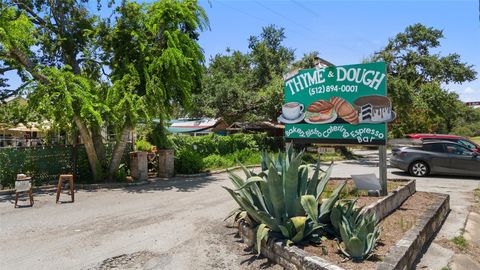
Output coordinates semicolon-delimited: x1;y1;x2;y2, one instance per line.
291;0;320;17
254;0;314;35
214;0;270;25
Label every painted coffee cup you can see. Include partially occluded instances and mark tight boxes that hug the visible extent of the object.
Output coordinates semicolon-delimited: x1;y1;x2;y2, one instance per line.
282;102;304;120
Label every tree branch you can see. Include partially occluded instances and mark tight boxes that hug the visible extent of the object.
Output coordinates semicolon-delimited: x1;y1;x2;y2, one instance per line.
12;0;47;26
0;80;33;103
7;48;50;84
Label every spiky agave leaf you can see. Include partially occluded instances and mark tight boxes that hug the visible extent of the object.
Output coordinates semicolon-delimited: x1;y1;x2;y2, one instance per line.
223;186;280;231
256;223;270;255
288;216;307;243
319;180;347;223
284;151;305;218
316;161;334;201
301;195;319;222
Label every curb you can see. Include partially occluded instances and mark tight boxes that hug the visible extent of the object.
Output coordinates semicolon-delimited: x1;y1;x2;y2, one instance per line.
377;192;450;270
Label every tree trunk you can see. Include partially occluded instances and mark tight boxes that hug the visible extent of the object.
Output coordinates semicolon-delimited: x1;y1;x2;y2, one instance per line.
108;125;132;181
91;124;106;162
73;114;100;182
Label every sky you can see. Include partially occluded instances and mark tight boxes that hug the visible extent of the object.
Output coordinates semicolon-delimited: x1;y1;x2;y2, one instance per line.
195;0;480;102
3;0;480;102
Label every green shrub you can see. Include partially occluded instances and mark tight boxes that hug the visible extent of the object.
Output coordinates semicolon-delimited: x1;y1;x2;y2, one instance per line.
148;124;175;149
336;199;380;262
170;133;283;157
135;140;153;152
203;154;232;169
174;148;204;174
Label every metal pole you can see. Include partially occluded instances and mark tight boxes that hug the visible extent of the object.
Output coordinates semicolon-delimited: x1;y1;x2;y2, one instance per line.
379;145;388;196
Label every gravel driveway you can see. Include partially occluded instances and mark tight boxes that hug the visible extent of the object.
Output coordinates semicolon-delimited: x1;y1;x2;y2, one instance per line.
0;173;279;270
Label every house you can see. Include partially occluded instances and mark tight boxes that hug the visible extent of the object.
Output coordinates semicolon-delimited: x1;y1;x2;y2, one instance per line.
0;96;51;147
164;118;228;136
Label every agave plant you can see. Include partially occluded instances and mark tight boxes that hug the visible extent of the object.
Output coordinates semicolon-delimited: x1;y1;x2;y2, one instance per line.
338;207;380;262
330;199;365;236
223;145;346;253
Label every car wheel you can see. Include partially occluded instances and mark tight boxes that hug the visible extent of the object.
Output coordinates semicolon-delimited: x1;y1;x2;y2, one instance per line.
409;161;430;177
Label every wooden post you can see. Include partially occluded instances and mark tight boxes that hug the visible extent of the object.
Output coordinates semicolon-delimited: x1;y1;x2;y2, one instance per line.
378;145;388;196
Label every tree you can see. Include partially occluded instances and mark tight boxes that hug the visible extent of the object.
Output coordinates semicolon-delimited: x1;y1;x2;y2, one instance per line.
0;0;208;181
193;25;295;123
371;23;477;137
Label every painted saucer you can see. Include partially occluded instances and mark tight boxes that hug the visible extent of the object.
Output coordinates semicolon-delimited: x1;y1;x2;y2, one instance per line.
304;111;338;124
277;112;305;124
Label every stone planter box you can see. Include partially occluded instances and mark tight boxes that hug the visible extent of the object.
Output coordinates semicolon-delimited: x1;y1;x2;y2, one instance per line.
129;151;148;181
157;149;174;178
236;179;450;270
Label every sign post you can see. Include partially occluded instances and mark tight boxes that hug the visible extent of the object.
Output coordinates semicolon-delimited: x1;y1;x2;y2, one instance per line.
278;62;393;195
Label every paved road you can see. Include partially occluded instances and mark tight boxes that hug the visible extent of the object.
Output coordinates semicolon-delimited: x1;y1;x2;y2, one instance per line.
0;153;478;270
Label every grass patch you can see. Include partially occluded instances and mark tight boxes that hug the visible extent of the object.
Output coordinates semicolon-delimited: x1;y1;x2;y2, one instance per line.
452;235;468;248
441;267;451;270
471;136;480;145
475;188;480;200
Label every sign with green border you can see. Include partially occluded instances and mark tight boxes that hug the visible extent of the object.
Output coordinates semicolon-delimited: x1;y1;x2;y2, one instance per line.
278;62;393;145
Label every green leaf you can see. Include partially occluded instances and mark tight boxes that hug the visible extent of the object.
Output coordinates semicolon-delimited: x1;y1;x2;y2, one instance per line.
316;161;334;201
256;224;270;255
301;195;319;222
319;180;347;223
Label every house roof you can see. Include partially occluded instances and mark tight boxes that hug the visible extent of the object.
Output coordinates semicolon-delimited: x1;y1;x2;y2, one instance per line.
227;121;284;131
283;57;334;80
165;118;224;133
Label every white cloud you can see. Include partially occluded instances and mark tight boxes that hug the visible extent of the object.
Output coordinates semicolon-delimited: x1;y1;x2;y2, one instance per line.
464;87;476;94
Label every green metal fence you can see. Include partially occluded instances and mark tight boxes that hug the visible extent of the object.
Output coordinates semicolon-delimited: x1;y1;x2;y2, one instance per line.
0;144;132;189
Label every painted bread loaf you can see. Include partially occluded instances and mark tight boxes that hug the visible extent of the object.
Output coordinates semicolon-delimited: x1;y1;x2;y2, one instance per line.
330;96;359;124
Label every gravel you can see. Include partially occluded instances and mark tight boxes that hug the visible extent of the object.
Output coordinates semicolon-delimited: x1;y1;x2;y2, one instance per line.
0;172;280;270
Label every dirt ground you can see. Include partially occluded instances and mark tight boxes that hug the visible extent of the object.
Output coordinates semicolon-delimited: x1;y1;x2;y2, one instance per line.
304;192;436;270
0;173;279;270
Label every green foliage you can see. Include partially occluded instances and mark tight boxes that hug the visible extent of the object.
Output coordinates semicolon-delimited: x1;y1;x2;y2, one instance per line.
337;204;380;262
116;163;128;182
171;133;283;156
149;124;175;149
202;149;261;170
135;140;153;152
371;23;477;137
451;107;480;137
452;235;468;248
0;99;38;128
174;148;204;174
224;145;346;253
330;199;365;236
1;0;209;180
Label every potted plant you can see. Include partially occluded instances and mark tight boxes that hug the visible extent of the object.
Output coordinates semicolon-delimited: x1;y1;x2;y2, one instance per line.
149;124;175;177
130;139;152;181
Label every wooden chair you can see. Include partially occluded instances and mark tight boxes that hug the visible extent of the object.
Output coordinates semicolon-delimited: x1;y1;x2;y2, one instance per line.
56;174;74;203
15;174;33;208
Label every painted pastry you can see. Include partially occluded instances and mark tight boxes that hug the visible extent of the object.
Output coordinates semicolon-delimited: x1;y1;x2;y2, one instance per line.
330;96;359;124
353;95;392;123
305;100;334;122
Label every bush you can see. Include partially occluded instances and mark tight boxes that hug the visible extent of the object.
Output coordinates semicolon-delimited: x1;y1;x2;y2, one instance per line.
174;148;204;174
170;133;284;157
202;154;232;169
135;140;153;152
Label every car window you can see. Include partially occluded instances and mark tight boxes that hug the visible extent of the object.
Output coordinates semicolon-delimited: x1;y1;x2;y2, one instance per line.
458;139;476;150
445;144;473;156
423;143;445;152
